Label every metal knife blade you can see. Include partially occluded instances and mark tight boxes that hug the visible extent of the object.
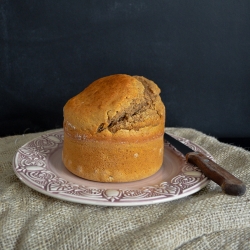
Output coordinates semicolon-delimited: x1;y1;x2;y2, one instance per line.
164;133;246;196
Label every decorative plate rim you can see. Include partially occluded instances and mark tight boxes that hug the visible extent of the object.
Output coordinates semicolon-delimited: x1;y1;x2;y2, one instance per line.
13;129;212;206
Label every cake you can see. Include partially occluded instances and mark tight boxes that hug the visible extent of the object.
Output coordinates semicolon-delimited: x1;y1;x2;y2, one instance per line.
62;74;165;182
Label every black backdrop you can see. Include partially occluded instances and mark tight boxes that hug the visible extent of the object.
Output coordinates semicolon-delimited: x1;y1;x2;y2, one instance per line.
1;0;250;138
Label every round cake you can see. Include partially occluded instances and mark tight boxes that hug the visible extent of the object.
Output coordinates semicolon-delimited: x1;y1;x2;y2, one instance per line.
62;74;165;182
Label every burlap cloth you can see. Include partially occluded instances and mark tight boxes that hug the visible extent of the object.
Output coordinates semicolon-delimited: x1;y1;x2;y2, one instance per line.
0;128;249;250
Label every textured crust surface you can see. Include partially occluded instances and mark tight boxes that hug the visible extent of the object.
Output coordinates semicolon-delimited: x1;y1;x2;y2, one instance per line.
63;74;165;141
63;74;165;182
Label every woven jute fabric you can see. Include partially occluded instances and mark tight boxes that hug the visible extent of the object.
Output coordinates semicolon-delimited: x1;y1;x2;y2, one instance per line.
0;128;249;250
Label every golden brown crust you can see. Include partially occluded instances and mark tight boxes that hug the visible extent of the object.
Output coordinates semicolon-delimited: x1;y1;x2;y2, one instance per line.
63;133;164;182
63;74;165;141
62;74;165;182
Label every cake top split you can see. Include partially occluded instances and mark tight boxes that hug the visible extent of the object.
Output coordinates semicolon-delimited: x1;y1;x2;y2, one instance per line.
63;74;165;141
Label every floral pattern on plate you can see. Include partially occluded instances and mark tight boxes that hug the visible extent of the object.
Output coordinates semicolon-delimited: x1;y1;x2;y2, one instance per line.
13;130;212;206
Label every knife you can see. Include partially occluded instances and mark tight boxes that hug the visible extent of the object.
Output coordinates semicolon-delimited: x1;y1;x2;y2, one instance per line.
164;133;246;196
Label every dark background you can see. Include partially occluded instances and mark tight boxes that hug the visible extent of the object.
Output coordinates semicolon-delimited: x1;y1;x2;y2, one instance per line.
1;1;250;146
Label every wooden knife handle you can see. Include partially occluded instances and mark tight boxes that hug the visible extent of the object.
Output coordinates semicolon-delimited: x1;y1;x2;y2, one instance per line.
186;152;246;196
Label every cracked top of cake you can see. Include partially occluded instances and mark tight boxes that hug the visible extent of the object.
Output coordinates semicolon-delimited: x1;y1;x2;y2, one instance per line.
63;74;165;141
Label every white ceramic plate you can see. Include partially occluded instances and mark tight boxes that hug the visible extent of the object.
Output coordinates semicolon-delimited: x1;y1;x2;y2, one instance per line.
13;130;212;206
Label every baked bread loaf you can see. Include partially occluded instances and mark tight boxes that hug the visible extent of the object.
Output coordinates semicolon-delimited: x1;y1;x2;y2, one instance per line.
62;74;165;182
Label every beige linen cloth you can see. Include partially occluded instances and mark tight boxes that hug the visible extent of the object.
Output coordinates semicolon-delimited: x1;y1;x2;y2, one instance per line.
0;128;249;250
